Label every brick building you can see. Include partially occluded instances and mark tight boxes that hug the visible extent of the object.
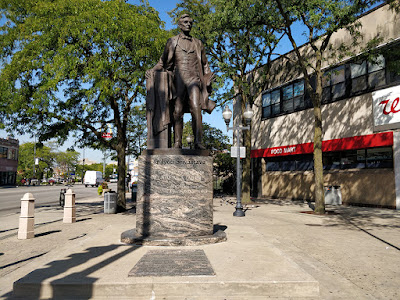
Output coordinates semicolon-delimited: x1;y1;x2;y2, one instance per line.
0;137;19;186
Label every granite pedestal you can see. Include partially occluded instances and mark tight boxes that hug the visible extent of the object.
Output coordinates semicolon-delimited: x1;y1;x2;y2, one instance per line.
121;149;226;245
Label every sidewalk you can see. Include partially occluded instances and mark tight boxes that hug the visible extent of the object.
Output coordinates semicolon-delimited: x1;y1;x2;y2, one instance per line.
0;194;399;299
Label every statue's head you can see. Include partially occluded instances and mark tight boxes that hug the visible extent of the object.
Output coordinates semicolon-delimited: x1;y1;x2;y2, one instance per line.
178;14;193;34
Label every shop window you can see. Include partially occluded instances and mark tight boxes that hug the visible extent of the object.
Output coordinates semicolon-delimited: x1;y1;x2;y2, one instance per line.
366;147;393;168
265;154;313;171
265;147;392;172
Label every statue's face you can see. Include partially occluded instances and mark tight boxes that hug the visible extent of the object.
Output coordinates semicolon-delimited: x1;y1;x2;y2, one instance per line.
179;17;193;34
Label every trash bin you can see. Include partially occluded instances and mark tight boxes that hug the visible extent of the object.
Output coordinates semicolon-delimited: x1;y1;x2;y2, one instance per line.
104;191;117;214
131;183;137;203
59;188;66;207
324;185;342;205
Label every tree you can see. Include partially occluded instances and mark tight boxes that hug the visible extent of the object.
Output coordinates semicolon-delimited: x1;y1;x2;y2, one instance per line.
182;121;230;150
0;0;169;210
170;0;283;203
266;0;385;213
55;147;80;181
17;142;55;182
127;104;147;158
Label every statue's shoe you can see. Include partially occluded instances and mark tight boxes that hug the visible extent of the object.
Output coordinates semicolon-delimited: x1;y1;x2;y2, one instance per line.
194;143;206;150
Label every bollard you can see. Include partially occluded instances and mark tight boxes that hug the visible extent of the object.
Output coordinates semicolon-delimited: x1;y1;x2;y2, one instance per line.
63;189;76;223
18;193;35;239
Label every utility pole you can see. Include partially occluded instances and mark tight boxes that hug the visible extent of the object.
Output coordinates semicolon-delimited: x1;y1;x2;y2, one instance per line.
82;148;85;183
33;135;36;179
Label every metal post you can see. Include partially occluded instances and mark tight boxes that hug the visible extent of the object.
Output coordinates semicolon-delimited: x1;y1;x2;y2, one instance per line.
33;135;36;179
234;127;245;217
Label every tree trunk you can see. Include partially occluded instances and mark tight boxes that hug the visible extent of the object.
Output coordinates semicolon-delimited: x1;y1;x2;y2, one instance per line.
313;102;325;214
116;143;126;211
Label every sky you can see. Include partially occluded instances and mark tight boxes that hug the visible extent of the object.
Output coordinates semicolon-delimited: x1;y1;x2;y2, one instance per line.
0;0;230;164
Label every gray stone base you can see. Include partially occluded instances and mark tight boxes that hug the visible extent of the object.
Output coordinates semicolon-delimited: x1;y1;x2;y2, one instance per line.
135;150;214;239
121;228;226;246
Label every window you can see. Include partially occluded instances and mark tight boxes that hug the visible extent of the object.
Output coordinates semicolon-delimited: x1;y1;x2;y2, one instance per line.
265;147;392;172
262;80;305;119
282;81;305;112
351;55;386;94
261;43;400;120
262;89;281;118
323;150;366;170
323;66;346;103
265;154;314;171
0;147;8;159
366;147;392;168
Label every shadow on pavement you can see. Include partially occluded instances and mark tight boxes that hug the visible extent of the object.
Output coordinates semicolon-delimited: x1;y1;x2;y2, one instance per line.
0;253;48;270
10;244;140;299
35;230;61;238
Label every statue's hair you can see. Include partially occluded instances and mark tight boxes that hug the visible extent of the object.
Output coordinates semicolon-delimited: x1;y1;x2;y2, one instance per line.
179;14;193;23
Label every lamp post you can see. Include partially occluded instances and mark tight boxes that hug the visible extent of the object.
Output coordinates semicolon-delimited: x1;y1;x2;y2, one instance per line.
186;134;194;149
222;104;254;217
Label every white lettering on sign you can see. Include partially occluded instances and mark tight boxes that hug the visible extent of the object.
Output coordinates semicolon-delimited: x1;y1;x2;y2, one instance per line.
270;146;297;156
373;85;400;130
284;146;296;153
270;148;282;155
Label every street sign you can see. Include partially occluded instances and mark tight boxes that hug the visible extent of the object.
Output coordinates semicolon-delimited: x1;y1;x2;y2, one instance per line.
102;132;112;139
231;146;246;158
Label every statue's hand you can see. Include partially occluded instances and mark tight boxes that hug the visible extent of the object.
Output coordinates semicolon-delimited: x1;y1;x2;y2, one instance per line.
145;69;152;79
206;73;215;87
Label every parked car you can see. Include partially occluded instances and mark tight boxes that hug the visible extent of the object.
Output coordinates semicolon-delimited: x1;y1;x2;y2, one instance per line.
83;171;104;187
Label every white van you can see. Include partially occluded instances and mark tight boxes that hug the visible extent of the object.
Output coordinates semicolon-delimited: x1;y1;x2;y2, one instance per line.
83;171;104;187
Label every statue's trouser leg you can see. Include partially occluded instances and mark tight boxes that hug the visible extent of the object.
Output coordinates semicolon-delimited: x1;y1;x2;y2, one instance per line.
188;84;205;149
173;116;183;148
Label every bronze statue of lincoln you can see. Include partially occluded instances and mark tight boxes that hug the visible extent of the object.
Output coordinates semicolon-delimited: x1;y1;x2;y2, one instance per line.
146;14;215;150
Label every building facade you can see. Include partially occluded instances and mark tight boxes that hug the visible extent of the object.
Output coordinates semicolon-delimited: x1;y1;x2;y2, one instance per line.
250;4;400;209
0;137;19;186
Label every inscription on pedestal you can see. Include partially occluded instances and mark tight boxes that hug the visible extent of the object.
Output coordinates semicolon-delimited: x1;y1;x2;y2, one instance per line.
129;249;215;277
136;151;213;238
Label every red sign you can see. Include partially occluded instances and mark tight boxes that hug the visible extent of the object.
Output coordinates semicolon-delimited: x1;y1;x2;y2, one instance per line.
373;85;400;130
102;133;112;139
251;132;393;158
379;98;400;115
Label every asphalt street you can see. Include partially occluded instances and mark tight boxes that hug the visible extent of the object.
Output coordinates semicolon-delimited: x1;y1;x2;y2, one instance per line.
0;183;117;216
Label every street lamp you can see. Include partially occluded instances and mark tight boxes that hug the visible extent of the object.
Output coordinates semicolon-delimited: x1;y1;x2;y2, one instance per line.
186;134;194;149
222;104;254;217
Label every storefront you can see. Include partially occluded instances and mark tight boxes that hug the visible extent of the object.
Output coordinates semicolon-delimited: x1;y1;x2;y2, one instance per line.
0;137;19;186
250;4;400;209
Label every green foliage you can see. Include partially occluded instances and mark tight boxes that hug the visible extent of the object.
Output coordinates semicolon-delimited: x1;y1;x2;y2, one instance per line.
127;104;147;158
17;142;54;181
17;142;79;182
0;0;169;208
182;121;230;150
213;151;235;178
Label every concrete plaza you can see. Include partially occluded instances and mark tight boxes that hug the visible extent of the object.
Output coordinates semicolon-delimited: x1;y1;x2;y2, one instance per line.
0;193;399;299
